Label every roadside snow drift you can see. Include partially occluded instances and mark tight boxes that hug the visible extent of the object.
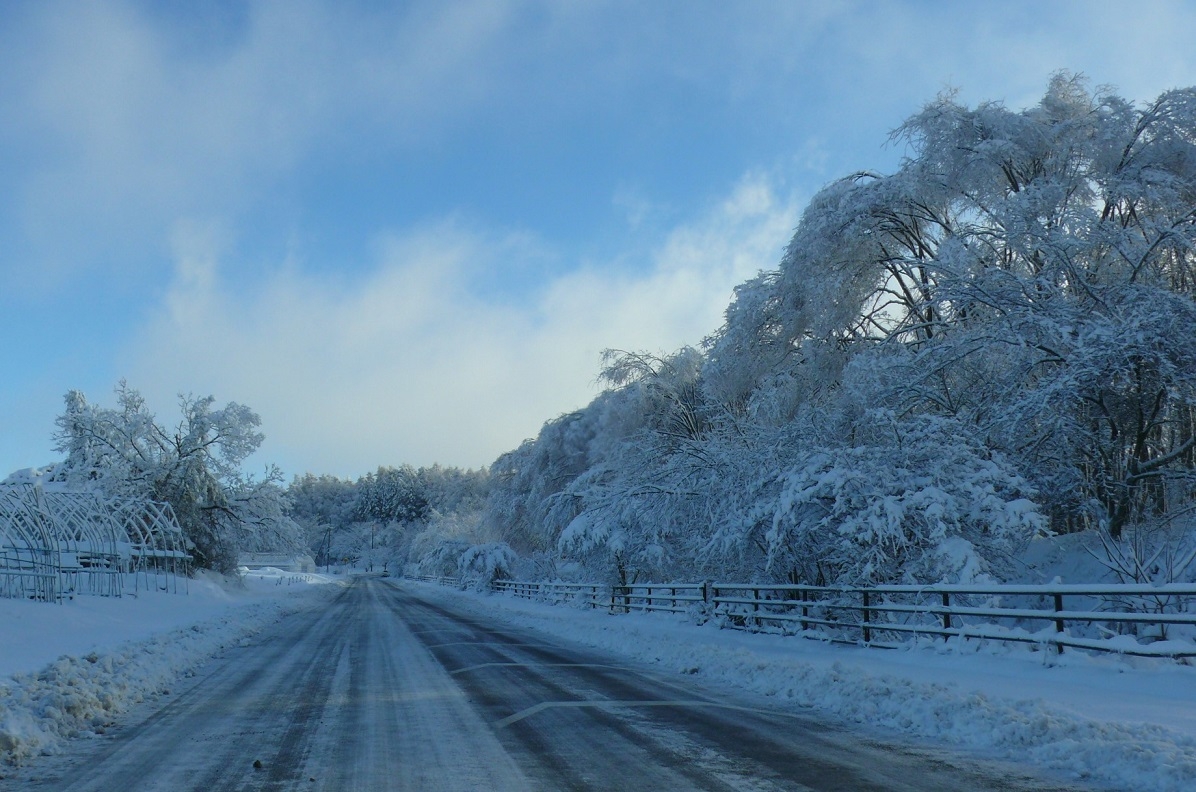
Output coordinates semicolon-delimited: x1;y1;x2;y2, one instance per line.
0;569;341;765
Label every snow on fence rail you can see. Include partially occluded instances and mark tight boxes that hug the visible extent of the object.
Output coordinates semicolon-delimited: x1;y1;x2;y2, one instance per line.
409;576;1196;659
705;582;1196;658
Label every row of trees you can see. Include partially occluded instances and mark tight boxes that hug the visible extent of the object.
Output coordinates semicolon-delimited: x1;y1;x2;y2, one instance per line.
286;464;492;576
473;75;1196;587
39;384;498;580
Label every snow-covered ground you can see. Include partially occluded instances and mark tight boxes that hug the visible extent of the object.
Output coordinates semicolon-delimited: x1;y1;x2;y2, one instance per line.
6;565;1195;789
410;580;1196;792
0;568;342;765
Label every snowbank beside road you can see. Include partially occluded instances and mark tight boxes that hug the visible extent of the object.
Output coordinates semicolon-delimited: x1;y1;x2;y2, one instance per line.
410;581;1196;792
0;569;341;765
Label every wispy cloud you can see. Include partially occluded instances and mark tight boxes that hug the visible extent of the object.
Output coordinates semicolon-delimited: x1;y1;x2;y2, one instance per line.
124;173;798;476
6;1;1195;286
1;1;527;284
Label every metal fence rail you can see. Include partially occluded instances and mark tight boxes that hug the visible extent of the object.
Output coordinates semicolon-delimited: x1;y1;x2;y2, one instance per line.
409;575;1196;659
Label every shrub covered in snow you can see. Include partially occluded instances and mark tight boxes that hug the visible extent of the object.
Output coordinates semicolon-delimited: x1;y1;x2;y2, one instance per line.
457;542;517;589
751;414;1045;585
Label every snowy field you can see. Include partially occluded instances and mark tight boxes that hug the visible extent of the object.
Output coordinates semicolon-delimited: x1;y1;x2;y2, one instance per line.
0;569;342;765
408;580;1196;792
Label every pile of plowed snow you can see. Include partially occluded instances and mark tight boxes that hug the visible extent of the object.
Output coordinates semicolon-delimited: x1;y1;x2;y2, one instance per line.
0;569;341;765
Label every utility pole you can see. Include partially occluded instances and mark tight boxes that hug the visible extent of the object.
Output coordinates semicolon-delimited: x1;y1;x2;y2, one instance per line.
322;523;333;573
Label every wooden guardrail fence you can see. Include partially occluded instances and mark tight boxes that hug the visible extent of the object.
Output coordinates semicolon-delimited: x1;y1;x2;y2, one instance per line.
405;575;1196;658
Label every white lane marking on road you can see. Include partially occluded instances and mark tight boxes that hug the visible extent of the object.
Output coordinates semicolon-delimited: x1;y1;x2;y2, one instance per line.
424;641;555;650
404;631;454;641
494;700;792;729
450;662;631;676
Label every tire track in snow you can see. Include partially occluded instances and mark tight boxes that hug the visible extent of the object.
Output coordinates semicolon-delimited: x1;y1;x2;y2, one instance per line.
391;582;1095;792
3;579;1094;792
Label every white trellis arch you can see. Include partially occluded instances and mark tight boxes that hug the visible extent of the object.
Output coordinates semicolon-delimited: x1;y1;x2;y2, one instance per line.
39;490;126;598
0;484;190;602
109;498;190;594
0;486;60;601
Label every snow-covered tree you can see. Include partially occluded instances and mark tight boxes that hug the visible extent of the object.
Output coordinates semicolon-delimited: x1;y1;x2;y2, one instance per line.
482;394;632;556
53;382;298;573
353;465;430;525
287;473;358;566
704;74;1196;542
722;413;1043;585
418;76;1196;588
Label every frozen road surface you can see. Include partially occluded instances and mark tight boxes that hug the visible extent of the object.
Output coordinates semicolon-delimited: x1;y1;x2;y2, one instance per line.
6;578;1090;791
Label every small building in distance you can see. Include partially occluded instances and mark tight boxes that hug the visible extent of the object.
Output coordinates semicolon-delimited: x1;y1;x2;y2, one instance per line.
238;552;316;574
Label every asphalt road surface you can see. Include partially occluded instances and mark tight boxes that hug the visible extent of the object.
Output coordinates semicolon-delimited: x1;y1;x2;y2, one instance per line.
4;578;1092;791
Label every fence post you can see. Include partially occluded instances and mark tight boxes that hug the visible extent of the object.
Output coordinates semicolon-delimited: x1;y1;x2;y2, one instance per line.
1054;592;1065;654
942;591;951;640
753;587;761;629
862;590;871;644
801;588;809;632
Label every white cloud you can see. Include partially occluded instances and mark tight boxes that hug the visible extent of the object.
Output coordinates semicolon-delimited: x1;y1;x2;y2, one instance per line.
2;0;528;283
9;0;1196;480
124;174;799;477
8;0;1196;288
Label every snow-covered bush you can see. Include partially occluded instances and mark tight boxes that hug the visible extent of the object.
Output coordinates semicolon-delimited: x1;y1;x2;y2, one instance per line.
749;414;1045;585
406;509;509;581
410;538;470;579
557;507;669;587
1092;516;1196;587
457;542;517;589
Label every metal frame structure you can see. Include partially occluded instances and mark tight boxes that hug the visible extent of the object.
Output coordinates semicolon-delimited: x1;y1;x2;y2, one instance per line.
0;486;60;601
110;498;190;594
0;484;190;601
39;490;125;597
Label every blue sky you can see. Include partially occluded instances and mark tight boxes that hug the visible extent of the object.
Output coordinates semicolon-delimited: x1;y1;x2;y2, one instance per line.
4;0;1196;480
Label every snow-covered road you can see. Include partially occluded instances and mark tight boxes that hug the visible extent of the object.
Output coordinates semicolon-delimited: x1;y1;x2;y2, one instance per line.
6;578;1091;791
